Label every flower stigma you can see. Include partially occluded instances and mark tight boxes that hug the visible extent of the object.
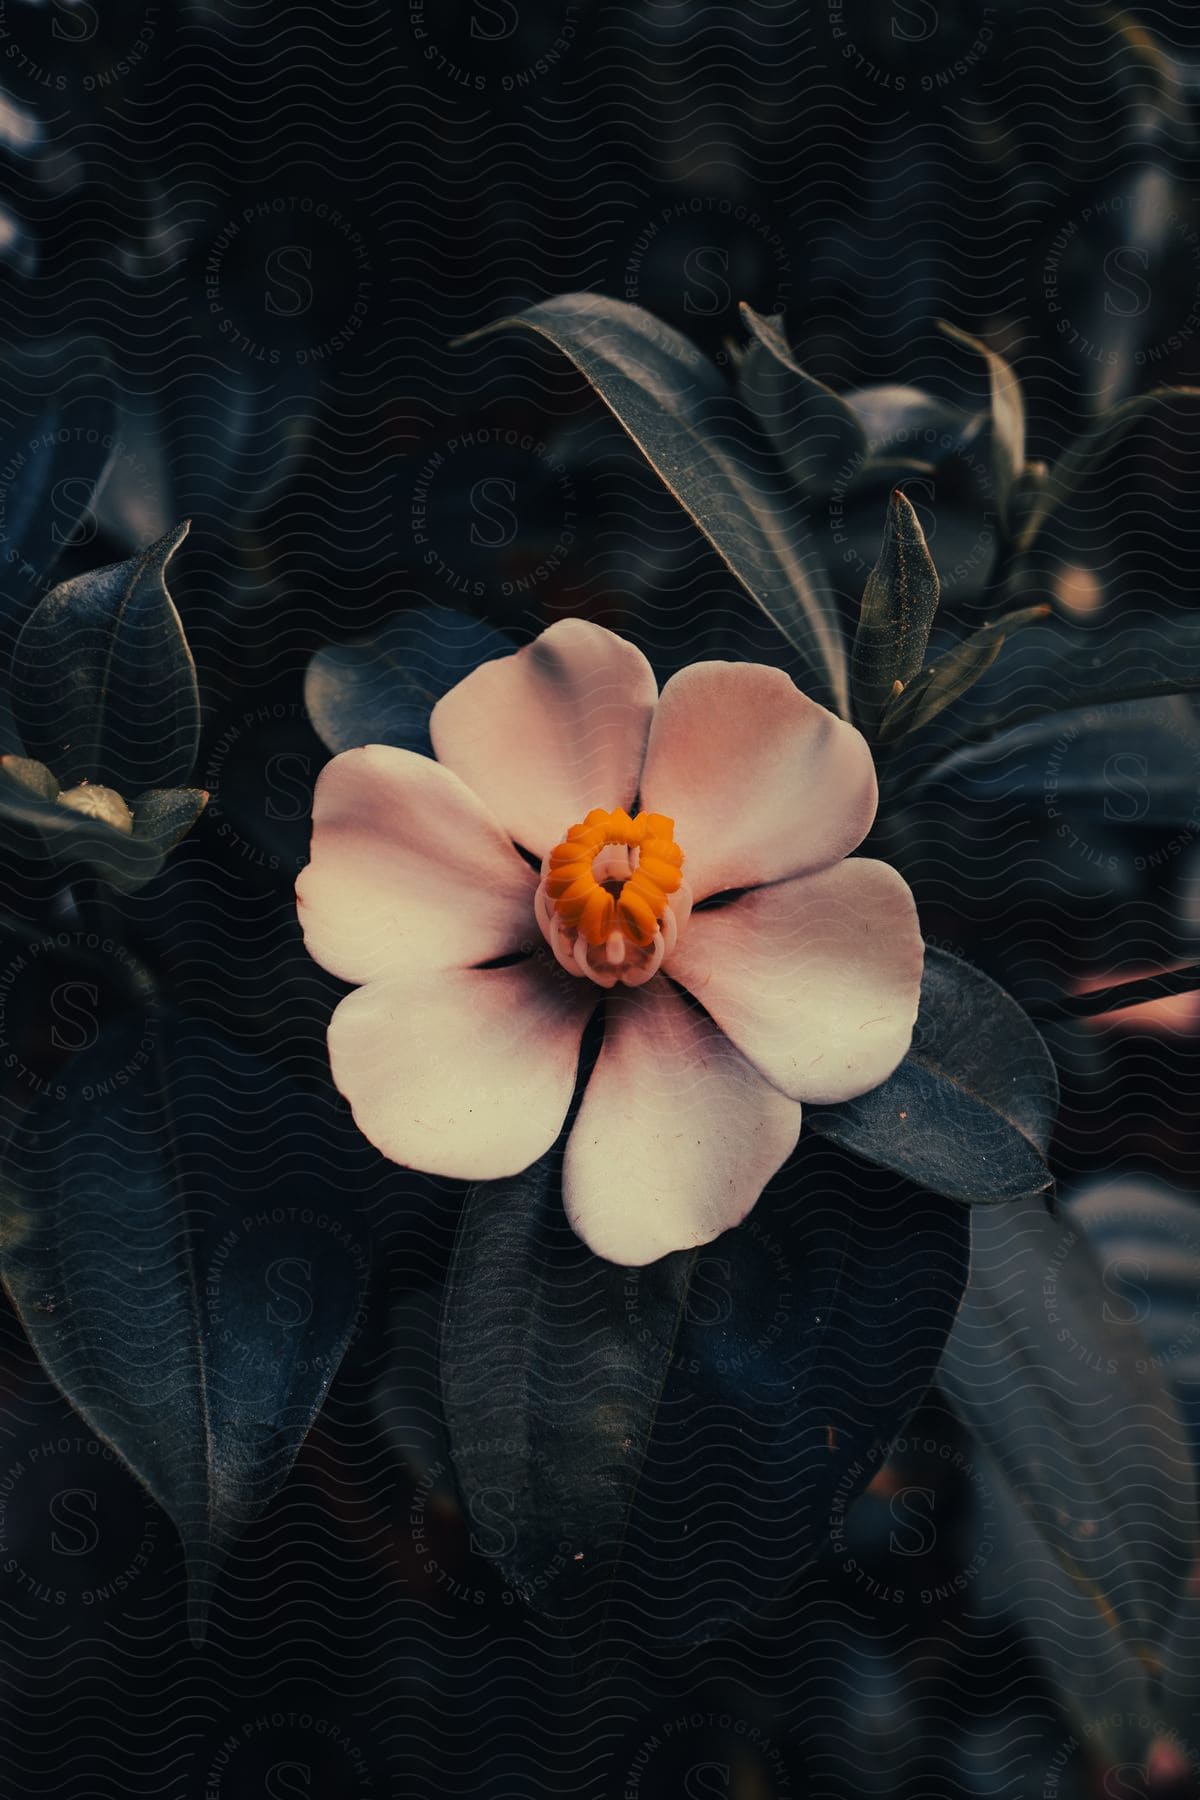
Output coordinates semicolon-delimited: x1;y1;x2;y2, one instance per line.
534;806;692;989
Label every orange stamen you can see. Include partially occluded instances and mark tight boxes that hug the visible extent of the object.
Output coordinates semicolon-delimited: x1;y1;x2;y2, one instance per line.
544;807;685;948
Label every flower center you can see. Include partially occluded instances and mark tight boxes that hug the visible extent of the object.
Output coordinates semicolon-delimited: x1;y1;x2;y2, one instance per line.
533;806;692;989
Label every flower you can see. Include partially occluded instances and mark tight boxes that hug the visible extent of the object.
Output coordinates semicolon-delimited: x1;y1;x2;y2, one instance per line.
296;620;924;1265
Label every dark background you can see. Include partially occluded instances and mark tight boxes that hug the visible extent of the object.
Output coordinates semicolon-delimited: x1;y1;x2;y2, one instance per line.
0;2;1197;1795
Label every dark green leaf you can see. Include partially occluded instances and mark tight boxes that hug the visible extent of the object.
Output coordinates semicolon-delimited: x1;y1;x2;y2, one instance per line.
736;302;866;499
306;605;513;757
1013;387;1200;559
11;519;200;793
130;786;208;856
843;385;981;466
807;947;1057;1204
877;605;1050;741
960;618;1200;737
939;321;1025;519
461;293;847;713
939;1196;1196;1754
441;1142;968;1648
850;488;940;734
916;697;1200;833
1065;1178;1200;1738
0;1018;369;1638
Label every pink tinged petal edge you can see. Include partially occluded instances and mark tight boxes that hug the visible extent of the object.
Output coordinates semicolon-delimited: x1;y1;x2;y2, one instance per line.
563;978;802;1267
296;743;537;986
429;617;658;858
638;660;879;900
327;959;597;1182
666;858;924;1106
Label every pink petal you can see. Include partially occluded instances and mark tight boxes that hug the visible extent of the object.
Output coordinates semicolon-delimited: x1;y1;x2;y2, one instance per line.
638;661;878;899
564;979;801;1266
666;858;923;1104
430;618;658;857
328;958;596;1181
297;744;537;985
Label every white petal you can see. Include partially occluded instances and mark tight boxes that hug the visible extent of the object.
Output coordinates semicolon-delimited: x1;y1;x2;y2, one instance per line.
639;660;878;899
328;959;596;1181
430;618;658;857
667;859;923;1104
297;744;536;985
564;979;801;1266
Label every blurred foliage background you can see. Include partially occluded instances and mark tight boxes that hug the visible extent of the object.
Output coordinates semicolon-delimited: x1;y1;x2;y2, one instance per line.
0;1;1198;1795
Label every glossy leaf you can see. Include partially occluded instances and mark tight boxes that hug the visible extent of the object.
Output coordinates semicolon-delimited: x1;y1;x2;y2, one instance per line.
462;293;848;714
10;520;200;793
876;605;1050;742
850;488;940;734
737;302;866;498
441;1140;968;1648
939;1196;1196;1754
939;321;1025;519
0;1018;369;1637
806;947;1057;1204
306;604;513;757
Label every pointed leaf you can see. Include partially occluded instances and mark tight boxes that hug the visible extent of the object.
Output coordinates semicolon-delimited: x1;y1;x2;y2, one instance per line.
441;1142;968;1647
851;488;940;734
461;293;848;713
877;604;1050;741
130;786;208;857
939;1197;1196;1726
939;321;1025;519
11;520;200;792
736;302;866;498
806;947;1058;1204
306;605;513;757
0;1018;369;1637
